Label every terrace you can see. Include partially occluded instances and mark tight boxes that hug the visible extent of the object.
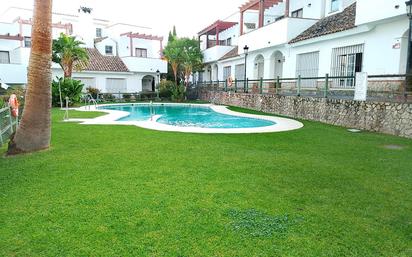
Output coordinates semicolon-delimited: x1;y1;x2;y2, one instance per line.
198;20;238;63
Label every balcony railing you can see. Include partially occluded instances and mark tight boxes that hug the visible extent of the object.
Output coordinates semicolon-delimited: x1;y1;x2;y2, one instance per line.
237;17;318;52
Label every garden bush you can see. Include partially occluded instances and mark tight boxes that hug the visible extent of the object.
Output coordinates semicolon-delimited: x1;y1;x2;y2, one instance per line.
52;77;84;107
171;84;186;102
86;87;100;99
159;80;175;98
123;93;132;102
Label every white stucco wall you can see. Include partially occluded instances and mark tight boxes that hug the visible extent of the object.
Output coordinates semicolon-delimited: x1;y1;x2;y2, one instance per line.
355;0;406;25
52;69;159;94
95;38;118;56
210;16;408;81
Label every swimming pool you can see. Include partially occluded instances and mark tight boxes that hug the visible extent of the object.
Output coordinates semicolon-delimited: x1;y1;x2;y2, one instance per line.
75;103;303;134
100;104;275;129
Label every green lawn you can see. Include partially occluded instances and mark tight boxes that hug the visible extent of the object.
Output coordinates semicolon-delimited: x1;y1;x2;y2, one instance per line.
0;107;411;256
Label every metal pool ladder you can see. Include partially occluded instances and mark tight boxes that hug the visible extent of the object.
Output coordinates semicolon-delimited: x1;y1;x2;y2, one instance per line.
85;94;97;110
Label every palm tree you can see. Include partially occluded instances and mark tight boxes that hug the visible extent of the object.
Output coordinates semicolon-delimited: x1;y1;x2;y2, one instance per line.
7;0;53;155
52;33;89;78
181;38;203;88
163;39;184;86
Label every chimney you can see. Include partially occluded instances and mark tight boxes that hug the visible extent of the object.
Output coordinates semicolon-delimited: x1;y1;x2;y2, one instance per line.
76;6;95;48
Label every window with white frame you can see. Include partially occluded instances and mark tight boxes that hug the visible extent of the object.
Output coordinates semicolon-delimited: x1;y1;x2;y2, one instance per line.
223;66;232;80
0;51;10;64
296;51;320;87
331;44;364;87
24;37;32;47
291;8;303;18
96;28;102;38
106;78;127;93
135;48;148;58
105;45;113;55
330;0;340;12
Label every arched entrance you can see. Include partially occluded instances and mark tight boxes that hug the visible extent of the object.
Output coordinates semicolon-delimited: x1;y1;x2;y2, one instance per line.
205;65;212;81
400;29;409;74
271;51;284;79
142;75;155;92
212;64;219;81
254;54;265;79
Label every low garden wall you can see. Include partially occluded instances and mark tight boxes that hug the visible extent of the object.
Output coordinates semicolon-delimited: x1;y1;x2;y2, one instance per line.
199;90;412;139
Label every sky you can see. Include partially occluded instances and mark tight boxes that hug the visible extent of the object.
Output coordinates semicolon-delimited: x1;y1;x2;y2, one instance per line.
0;0;246;38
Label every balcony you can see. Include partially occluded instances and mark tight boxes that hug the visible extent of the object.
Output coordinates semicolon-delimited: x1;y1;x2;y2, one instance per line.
202;45;236;63
237;17;318;52
121;57;168;74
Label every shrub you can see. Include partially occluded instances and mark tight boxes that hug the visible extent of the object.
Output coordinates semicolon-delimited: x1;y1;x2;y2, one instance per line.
123;93;132;102
159;80;175;98
171;84;186;102
0;97;4;108
52;77;84;107
86;87;100;99
101;93;116;102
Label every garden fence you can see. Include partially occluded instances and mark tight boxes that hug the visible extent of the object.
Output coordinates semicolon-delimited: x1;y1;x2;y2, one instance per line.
194;74;411;103
0;106;17;147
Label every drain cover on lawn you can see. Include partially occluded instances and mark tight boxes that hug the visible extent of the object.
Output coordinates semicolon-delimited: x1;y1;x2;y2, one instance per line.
226;209;301;238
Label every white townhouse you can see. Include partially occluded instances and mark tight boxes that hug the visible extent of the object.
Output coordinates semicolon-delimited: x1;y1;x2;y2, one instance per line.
0;6;167;94
198;0;409;90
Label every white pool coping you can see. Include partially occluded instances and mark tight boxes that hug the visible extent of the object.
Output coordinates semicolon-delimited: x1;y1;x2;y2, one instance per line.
68;103;303;134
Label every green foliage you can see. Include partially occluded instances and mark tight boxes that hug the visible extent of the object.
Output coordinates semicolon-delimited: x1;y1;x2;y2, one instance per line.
172;25;177;37
0;97;4;108
52;77;84;107
100;93;116;102
163;37;203;86
180;38;203;85
159;80;175;98
171;84;185;102
52;33;89;77
86;87;100;99
163;39;185;84
123;93;132;101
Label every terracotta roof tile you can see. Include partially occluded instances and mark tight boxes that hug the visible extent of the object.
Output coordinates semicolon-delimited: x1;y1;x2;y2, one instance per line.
79;48;129;73
289;3;356;44
219;46;239;61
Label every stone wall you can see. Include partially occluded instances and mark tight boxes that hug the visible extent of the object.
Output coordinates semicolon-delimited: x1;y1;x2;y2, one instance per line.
199;90;412;139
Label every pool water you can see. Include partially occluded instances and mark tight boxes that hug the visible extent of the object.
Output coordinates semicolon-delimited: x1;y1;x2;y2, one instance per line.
99;104;276;129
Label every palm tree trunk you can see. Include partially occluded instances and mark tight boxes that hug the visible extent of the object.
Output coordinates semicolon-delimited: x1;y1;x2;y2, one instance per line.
7;0;53;155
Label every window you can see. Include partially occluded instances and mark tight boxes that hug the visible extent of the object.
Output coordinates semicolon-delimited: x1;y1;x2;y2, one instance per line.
226;38;232;46
24;37;32;47
330;0;340;12
73;77;96;92
105;45;113;55
331;44;364;87
135;48;147;58
235;64;245;88
223;66;232;80
296;51;320;87
106;78;127;93
96;28;102;38
291;8;303;18
0;51;10;64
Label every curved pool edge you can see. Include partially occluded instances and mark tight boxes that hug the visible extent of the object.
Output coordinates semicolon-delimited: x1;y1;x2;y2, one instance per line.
70;103;304;134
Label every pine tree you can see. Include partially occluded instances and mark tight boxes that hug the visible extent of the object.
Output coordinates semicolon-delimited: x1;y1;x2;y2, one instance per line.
168;31;174;42
172;26;177;37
